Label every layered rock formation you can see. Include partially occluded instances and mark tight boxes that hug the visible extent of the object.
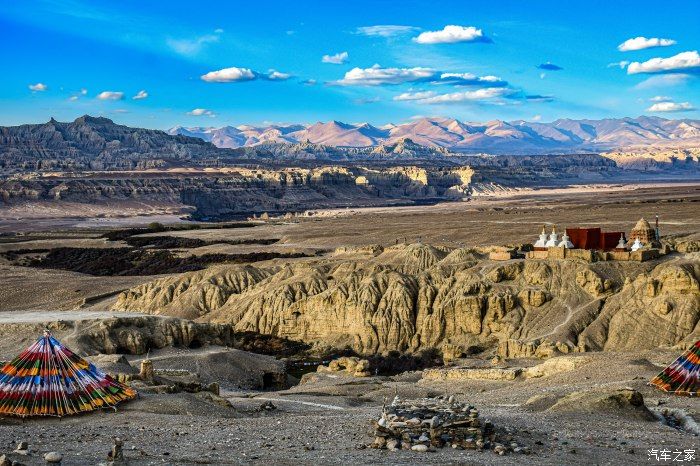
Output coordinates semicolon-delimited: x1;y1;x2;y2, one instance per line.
0;116;233;171
113;243;700;355
0;166;477;219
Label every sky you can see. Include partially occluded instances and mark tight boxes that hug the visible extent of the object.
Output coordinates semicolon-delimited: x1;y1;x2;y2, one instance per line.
1;0;699;129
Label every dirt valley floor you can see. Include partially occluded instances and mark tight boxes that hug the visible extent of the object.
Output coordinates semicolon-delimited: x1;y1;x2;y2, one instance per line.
0;183;698;465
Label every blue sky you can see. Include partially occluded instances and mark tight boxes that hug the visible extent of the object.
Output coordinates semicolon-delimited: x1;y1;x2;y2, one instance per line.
1;0;699;128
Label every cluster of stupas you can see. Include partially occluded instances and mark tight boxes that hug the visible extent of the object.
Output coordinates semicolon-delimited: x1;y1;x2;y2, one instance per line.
532;217;660;252
533;226;573;249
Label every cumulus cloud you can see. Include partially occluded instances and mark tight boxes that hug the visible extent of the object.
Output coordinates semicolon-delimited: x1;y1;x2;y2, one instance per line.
96;91;124;100
334;66;506;88
167;29;223;56
618;36;676;52
413;25;489;44
201;67;256;82
335;64;437;86
649;95;672;102
398;87;516;104
265;70;291;81
201;67;290;82
627;51;700;74
322;51;349;65
646;101;695;112
187;108;216;117
355;25;419;37
132;90;148;100
28;83;47;92
437;73;507;87
537;62;563;71
393;91;437;101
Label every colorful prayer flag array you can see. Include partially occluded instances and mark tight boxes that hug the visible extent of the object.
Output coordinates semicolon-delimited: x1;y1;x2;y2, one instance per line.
0;330;137;417
650;340;700;397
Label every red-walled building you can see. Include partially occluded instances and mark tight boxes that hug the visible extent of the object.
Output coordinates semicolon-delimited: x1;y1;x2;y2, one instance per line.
566;227;625;251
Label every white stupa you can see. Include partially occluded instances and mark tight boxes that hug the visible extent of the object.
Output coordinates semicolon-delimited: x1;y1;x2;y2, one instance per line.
534;226;548;248
616;233;627;250
630;237;643;251
557;230;574;248
544;226;559;248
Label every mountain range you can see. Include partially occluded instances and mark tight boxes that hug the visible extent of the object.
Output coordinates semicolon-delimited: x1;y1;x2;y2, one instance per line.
169;116;700;154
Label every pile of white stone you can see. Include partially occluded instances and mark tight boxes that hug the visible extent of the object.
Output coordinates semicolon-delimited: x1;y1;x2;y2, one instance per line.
370;395;528;455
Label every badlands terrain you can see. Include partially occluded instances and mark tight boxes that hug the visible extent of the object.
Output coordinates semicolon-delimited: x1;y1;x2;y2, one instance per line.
0;115;699;464
0;183;698;465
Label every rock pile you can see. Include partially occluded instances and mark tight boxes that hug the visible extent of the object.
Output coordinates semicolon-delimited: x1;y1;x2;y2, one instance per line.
371;395;528;455
316;357;371;377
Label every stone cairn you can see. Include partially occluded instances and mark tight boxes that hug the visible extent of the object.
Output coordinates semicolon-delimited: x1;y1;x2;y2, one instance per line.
371;395;527;455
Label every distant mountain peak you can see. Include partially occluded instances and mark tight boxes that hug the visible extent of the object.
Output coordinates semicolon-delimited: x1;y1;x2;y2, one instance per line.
167;115;700;153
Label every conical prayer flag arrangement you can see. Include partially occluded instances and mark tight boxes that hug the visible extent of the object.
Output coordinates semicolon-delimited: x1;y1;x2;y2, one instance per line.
649;340;700;397
0;330;137;417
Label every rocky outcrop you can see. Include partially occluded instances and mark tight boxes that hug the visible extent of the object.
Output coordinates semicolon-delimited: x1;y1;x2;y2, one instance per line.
0;315;234;357
114;243;700;355
316;357;371;377
0;115;233;171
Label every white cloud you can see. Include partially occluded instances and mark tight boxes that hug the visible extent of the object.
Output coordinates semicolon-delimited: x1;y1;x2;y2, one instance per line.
355;25;419;37
68;96;79;101
132;90;148;100
531;115;542;122
201;67;257;82
398;87;515;104
394;91;437;101
438;73;507;86
167;30;223;56
187;108;216;117
301;79;317;86
28;83;47;91
96;91;124;100
265;70;290;80
80;88;88;95
649;95;672;102
322;51;349;65
634;73;690;89
335;64;437;86
607;60;630;69
646;101;695;112
627;51;700;74
413;25;488;44
618;36;676;52
201;67;289;82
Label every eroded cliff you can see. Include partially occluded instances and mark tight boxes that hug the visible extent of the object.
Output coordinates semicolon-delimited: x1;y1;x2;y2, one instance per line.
113;243;700;355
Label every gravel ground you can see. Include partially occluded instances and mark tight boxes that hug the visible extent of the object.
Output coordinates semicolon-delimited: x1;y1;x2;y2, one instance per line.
0;351;697;465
